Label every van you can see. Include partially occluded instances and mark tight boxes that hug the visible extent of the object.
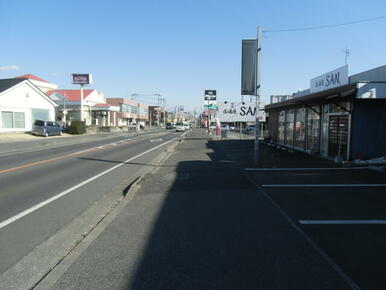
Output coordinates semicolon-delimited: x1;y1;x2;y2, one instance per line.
32;120;63;137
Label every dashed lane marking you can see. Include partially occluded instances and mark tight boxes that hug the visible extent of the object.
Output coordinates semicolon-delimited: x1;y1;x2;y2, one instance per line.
0;138;177;230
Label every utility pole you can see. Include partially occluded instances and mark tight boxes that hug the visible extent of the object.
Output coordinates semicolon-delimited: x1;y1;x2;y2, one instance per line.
156;94;160;127
254;26;262;165
343;47;350;65
163;98;166;127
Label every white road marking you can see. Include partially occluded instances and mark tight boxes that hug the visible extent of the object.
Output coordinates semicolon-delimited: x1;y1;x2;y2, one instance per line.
299;220;386;225
0;138;176;230
262;184;386;187
245;167;370;171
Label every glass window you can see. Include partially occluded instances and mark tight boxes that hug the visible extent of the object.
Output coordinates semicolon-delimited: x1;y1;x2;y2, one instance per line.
329;102;351;114
1;111;13;128
306;106;320;154
285;109;294;147
14;112;25;128
277;110;285;144
320;104;329;157
294;108;306;150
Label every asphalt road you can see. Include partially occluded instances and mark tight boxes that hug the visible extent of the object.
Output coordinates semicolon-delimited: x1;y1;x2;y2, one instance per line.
0;129;182;275
44;129;352;290
247;168;386;290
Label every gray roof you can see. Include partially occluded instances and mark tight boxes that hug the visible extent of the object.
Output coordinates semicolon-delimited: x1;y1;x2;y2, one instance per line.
0;78;26;94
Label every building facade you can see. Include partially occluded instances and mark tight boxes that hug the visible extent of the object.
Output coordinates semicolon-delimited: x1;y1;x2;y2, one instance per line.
106;98;149;127
0;78;57;132
265;65;386;161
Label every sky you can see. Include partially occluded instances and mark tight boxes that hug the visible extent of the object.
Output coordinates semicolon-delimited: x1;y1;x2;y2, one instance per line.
1;0;386;111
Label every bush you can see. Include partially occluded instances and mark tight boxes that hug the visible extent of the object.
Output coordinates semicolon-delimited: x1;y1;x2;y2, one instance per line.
67;120;86;135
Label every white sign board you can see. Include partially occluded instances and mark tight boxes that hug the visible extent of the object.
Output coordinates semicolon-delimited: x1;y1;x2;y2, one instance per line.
310;65;348;93
217;101;266;123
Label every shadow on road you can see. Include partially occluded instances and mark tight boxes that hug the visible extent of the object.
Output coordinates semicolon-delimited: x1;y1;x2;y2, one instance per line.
124;139;349;289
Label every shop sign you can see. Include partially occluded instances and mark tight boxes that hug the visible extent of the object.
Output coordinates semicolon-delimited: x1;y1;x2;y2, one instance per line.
217;101;266;122
310;65;348;93
72;73;93;85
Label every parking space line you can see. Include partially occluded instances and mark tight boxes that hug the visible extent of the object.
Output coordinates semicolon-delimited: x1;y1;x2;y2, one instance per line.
262;184;386;187
245;167;371;171
299;220;386;225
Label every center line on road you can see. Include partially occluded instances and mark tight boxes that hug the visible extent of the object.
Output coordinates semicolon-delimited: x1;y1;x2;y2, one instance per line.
299;219;386;225
262;184;386;187
0;138;176;230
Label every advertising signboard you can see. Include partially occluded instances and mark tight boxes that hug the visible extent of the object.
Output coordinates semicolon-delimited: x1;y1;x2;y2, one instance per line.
310;65;348;93
217;101;266;122
205;90;216;96
72;73;93;85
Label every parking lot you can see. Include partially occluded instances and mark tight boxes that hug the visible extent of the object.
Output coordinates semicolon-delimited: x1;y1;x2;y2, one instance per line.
245;166;386;290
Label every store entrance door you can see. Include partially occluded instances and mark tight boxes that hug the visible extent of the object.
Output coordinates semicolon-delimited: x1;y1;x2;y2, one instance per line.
328;115;349;160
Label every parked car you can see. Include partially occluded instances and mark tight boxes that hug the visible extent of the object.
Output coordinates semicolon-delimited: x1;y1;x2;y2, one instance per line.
166;122;173;129
245;125;256;131
175;122;185;132
209;122;217;130
221;124;230;131
32;120;63;137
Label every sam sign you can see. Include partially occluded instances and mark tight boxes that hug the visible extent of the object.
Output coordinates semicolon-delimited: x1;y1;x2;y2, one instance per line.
310;65;348;93
72;73;93;85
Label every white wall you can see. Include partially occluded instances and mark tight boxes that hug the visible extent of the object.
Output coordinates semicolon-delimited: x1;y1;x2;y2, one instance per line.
0;82;56;132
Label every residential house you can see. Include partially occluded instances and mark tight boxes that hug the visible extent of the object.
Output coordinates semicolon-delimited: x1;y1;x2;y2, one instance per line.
15;74;58;93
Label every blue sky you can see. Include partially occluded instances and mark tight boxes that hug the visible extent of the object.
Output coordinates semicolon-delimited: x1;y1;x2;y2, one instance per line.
1;0;385;110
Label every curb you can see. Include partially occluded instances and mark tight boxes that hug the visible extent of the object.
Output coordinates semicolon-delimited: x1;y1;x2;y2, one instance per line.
31;135;182;290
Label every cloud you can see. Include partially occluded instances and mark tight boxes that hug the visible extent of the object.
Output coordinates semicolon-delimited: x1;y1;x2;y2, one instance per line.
0;65;20;71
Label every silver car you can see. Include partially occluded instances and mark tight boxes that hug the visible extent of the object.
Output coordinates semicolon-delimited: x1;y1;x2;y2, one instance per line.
32;120;63;137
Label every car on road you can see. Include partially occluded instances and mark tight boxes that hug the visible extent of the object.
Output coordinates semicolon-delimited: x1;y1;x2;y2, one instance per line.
32;120;63;137
175;123;185;132
166;122;173;129
183;122;191;130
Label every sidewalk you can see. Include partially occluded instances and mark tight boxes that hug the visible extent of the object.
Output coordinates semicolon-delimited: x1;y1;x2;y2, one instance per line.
44;129;352;290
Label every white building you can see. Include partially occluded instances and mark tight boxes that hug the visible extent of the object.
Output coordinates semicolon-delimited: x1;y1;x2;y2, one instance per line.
14;74;58;93
46;89;106;125
0;78;58;132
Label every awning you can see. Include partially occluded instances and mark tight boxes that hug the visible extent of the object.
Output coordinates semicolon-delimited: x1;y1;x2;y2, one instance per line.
265;82;358;111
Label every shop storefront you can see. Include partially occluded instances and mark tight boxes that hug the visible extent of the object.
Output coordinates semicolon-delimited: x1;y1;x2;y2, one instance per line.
265;65;386;161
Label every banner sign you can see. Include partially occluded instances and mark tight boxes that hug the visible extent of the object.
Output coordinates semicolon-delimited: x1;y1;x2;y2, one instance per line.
241;39;257;95
217;101;266;122
310;65;348;93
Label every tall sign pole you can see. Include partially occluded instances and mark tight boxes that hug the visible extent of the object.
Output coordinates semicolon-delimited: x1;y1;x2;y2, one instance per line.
72;73;92;123
80;84;84;122
254;26;262;164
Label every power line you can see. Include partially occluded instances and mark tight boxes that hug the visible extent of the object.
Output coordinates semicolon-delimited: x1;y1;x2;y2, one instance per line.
263;15;386;33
